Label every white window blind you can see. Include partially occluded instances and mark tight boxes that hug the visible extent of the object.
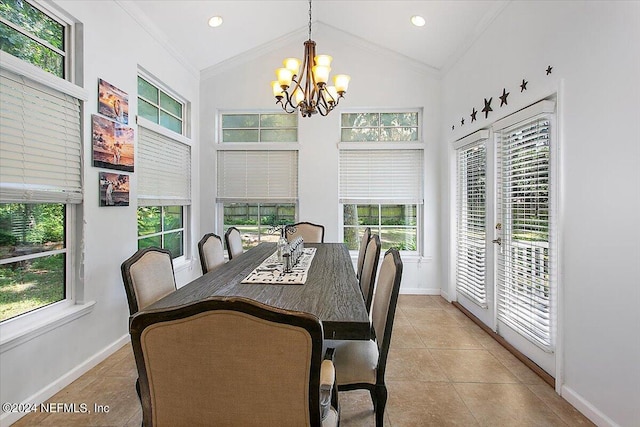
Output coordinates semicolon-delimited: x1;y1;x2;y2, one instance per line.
339;149;423;204
138;125;191;206
0;68;82;203
495;102;555;350
456;135;487;307
216;150;298;202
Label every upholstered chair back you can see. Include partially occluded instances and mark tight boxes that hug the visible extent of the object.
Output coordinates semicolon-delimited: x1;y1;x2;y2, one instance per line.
371;248;403;358
224;227;244;260
356;227;371;280
359;234;381;313
286;222;325;243
198;233;225;274
121;247;176;315
130;298;336;427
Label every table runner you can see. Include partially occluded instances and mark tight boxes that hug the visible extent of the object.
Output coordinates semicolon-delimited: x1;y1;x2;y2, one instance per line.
241;247;317;285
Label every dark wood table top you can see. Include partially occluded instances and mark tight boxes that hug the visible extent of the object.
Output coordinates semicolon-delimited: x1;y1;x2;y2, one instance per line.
141;242;371;340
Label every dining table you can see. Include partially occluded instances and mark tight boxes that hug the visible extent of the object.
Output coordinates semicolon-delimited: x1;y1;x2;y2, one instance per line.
140;242;371;340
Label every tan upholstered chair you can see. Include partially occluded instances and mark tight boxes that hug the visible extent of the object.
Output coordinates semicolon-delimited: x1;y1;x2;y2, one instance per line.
121;247;177;316
224;226;243;260
359;234;381;314
356;227;372;280
331;248;403;427
130;297;339;427
286;221;325;243
197;233;225;274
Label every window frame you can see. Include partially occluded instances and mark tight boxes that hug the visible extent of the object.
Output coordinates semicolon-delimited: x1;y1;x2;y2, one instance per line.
219;202;298;250
136;71;192;267
216;110;300;243
137;205;187;262
219;112;298;144
0;1;90;343
137;71;186;136
338;108;424;256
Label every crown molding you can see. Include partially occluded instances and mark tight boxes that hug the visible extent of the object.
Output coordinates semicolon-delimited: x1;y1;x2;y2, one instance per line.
201;20;441;81
114;0;199;79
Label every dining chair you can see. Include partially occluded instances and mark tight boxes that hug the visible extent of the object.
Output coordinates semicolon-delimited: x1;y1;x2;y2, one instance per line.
286;221;325;243
356;227;372;280
224;226;244;260
197;233;225;274
359;234;381;314
120;247;176;316
130;297;339;427
331;248;403;427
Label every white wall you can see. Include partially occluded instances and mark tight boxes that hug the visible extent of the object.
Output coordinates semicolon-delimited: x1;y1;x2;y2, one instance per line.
0;1;200;424
440;2;640;426
200;24;442;294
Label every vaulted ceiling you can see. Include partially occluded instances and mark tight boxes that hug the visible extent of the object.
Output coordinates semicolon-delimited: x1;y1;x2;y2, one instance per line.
121;0;508;74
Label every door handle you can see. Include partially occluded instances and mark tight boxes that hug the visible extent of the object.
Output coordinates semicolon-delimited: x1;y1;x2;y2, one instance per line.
492;237;502;245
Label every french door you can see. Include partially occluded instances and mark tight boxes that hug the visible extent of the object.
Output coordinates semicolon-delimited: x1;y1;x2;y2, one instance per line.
455;100;557;377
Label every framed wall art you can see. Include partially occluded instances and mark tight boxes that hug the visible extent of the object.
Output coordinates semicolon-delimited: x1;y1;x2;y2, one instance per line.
92;114;134;172
98;78;129;124
99;172;130;207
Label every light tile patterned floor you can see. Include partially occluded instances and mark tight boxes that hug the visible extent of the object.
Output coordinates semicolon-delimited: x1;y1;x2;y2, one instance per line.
13;295;595;426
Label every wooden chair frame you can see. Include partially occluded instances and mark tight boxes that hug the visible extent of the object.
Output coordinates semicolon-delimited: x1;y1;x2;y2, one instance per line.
197;232;224;274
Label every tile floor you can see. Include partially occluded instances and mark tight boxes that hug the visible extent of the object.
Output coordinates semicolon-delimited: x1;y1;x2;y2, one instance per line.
12;295;595;426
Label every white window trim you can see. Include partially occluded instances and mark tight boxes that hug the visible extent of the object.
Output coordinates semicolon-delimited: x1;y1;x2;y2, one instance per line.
216;110;300;145
0;6;91;344
137;67;189;137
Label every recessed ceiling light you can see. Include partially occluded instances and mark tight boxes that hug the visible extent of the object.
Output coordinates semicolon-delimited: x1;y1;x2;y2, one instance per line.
411;15;426;27
208;16;223;28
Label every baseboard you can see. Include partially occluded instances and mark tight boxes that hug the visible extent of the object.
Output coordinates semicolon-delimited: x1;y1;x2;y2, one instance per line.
399;288;441;295
561;385;621;427
0;334;130;427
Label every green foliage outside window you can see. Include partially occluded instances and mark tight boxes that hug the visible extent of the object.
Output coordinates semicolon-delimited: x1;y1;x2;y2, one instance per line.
341;112;418;142
0;203;66;321
223;203;295;249
137;206;184;258
221;113;297;143
343;204;417;251
137;76;184;134
0;0;65;77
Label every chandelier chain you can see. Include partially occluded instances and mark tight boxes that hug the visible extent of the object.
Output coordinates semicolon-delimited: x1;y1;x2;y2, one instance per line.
308;0;312;40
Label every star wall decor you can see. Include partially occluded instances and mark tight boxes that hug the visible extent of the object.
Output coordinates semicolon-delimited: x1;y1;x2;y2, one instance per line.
520;79;528;92
452;125;455;131
499;88;509;107
546;65;553;75
471;108;477;122
461;117;465;126
482;98;493;118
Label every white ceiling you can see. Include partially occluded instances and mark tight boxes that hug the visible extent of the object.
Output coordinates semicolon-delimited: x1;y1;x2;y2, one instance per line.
123;0;509;74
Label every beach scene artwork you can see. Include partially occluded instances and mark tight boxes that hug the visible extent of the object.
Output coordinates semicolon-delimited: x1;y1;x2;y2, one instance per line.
92;114;134;172
98;78;128;124
99;172;129;207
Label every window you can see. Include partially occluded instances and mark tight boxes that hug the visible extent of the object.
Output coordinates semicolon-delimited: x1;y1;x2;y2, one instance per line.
341;112;418;142
221;113;297;142
223;203;295;249
137;76;184;134
137;74;191;260
0;203;66;321
339;111;423;253
455;131;488;307
217;112;299;247
0;0;66;78
495;104;556;350
343;204;417;251
0;2;82;322
137;206;184;257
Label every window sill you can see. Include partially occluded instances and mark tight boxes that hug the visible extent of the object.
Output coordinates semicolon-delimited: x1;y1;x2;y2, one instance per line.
0;300;96;354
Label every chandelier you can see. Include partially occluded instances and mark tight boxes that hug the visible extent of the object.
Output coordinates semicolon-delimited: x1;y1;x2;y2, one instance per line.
271;0;350;117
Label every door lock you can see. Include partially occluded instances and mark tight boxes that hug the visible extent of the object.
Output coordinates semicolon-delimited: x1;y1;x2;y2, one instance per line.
492;237;502;245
